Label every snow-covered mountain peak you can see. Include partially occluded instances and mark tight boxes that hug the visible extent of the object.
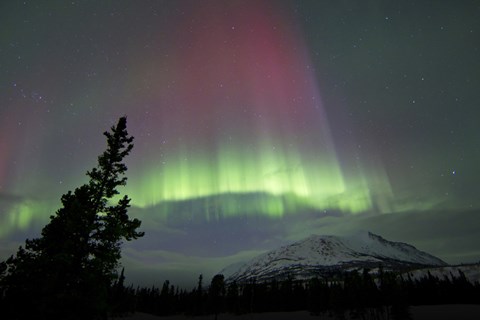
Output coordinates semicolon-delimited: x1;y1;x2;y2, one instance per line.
223;232;447;283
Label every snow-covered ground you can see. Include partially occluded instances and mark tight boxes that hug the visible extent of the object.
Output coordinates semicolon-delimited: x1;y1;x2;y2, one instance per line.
115;305;480;320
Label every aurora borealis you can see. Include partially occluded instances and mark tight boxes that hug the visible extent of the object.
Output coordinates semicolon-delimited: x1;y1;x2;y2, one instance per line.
1;0;480;287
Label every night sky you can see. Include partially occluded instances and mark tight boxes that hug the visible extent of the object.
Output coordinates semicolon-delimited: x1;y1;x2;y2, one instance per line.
1;0;479;288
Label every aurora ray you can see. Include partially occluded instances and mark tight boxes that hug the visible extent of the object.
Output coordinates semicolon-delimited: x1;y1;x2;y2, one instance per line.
122;1;383;217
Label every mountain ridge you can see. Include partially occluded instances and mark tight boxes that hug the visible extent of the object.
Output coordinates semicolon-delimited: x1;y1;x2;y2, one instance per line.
222;231;447;283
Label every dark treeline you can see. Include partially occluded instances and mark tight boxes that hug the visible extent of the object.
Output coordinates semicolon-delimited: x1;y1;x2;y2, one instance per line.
109;268;480;319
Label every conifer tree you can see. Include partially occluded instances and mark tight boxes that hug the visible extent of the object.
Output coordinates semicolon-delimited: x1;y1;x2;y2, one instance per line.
194;274;205;315
226;280;239;314
0;117;143;319
209;274;225;320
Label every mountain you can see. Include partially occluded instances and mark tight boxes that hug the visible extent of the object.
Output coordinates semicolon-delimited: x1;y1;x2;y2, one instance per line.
223;232;447;283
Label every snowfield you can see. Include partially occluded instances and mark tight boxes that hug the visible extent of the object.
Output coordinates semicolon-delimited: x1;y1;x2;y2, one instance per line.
116;305;480;320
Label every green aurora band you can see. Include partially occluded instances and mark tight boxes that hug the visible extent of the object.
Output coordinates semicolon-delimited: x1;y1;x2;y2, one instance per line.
124;139;389;217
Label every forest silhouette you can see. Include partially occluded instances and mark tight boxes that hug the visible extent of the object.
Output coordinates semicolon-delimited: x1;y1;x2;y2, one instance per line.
123;267;479;320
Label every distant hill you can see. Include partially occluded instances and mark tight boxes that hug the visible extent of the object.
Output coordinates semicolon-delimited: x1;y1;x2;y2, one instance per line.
222;231;447;283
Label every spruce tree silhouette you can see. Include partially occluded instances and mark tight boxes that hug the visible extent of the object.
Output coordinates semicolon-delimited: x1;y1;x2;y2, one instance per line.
0;117;143;320
194;274;205;315
209;274;225;320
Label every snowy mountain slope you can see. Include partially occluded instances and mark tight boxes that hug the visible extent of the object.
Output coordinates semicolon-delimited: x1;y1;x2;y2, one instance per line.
403;263;480;284
223;232;447;283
